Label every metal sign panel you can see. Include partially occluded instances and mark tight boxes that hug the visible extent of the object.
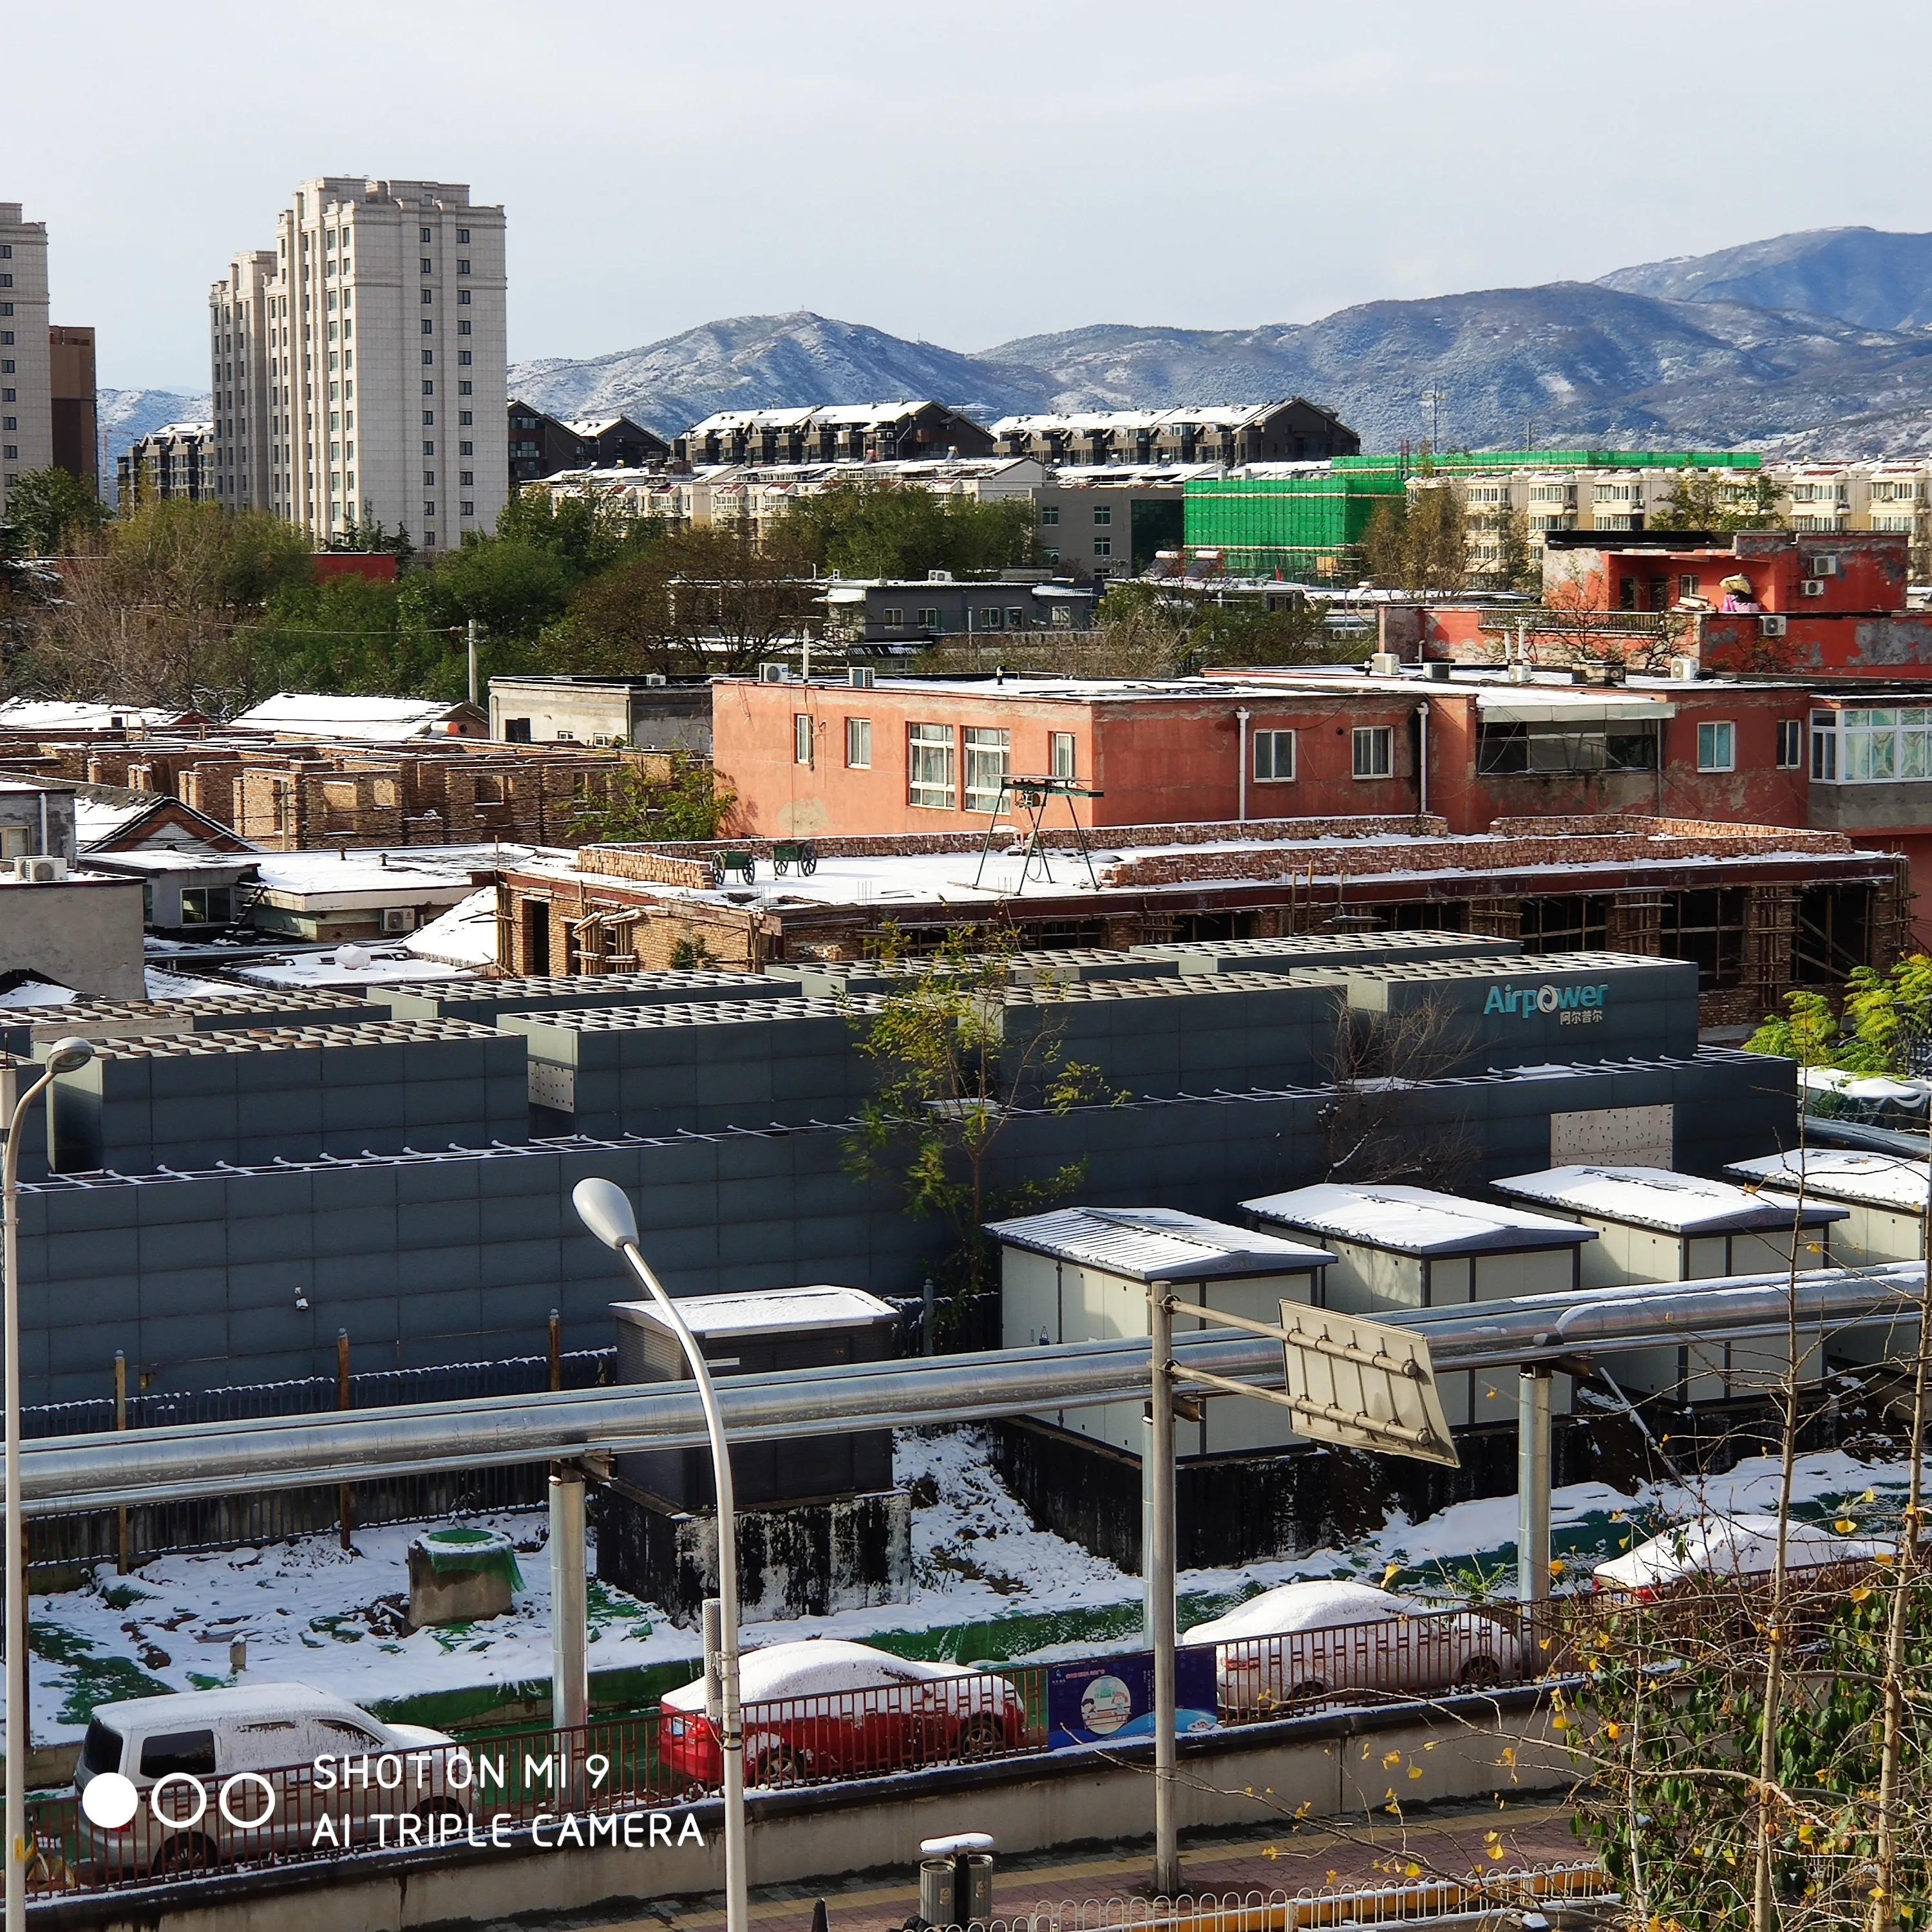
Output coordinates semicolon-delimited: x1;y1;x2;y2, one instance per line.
1278;1302;1460;1468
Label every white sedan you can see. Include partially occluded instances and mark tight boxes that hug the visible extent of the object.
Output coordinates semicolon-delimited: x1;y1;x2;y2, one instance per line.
1593;1512;1895;1598
1182;1578;1523;1714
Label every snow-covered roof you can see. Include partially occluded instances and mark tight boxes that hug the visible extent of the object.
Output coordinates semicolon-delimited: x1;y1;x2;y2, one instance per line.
1727;1149;1931;1214
0;700;192;732
228;692;479;741
233;948;472;989
249;845;536;908
1493;1165;1848;1236
613;1285;897;1339
991;404;1317;435
405;886;499;968
1243;1182;1598;1257
685;402;952;437
988;1206;1334;1282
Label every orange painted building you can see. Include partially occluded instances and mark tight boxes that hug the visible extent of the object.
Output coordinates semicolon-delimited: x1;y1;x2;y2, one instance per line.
712;668;1815;843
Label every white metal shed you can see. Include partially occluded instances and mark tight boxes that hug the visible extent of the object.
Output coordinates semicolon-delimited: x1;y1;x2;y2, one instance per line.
1240;1181;1596;1426
989;1206;1334;1460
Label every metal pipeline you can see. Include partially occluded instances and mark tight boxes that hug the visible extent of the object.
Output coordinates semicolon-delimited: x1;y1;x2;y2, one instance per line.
6;1265;1920;1515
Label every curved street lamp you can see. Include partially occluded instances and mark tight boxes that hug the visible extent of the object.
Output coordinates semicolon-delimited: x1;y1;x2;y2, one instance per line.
5;1037;94;1932
573;1177;747;1932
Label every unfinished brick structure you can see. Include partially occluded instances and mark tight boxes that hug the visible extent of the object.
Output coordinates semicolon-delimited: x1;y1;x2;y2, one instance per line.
495;813;1909;1030
0;727;650;852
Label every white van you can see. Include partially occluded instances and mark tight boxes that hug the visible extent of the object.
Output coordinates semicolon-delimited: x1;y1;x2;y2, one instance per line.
75;1683;466;1877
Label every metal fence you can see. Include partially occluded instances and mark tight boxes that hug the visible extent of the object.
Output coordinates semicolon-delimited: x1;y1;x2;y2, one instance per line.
24;1605;1580;1899
23;1348;616;1577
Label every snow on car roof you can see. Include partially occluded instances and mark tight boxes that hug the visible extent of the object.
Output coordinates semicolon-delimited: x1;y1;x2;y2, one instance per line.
1593;1513;1893;1589
1183;1579;1408;1642
87;1681;371;1724
1492;1165;1848;1235
1242;1182;1597;1257
988;1206;1335;1283
661;1638;965;1709
1727;1148;1931;1214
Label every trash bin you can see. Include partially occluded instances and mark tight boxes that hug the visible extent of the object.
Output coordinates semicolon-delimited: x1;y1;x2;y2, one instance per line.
916;1832;995;1929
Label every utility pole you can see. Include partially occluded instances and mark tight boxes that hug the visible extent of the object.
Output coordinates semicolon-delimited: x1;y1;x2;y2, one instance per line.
1147;1285;1179;1899
466;618;480;708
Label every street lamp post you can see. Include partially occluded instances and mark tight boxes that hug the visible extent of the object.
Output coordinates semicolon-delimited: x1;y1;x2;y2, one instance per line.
573;1179;748;1932
5;1039;94;1932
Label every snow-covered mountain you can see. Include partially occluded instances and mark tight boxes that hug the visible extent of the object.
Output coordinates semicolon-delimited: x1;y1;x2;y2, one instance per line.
509;312;1050;437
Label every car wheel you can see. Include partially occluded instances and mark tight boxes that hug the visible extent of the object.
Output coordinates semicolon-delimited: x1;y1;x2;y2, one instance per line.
752;1743;807;1788
1288;1678;1327;1705
153;1833;218;1877
956;1714;1005;1759
411;1795;468;1825
1455;1654;1504;1689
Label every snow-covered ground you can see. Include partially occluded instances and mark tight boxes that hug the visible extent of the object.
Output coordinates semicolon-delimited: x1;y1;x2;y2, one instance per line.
17;1429;1918;1745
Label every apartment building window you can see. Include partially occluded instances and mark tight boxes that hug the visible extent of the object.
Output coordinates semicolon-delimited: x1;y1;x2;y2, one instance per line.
845;717;873;768
423;381;435;395
1039;506;1059;526
1094;538;1112;558
1679;574;1700;600
794;714;814;765
1;390;13;404
917;606;941;630
422;282;434;299
0;305;11;317
1092;505;1111;526
460;410;473;426
908;723;956;808
460;441;474;457
458;350;473;365
460;501;475;518
421;229;433;243
459;381;473;396
1696;721;1736;773
459;260;471;276
0;332;10;345
424;470;436;486
1007;607;1026;630
1776;720;1803;770
457;228;470;244
460;470;473;486
1;448;15;462
424;502;436;517
0;278;11;291
963;728;1011;812
1;363;11;376
459;289;472;306
422;320;434;336
424;440;435;456
0;246;10;258
1254;729;1296;781
1352;726;1393;778
881;607;904;627
1050;732;1076;780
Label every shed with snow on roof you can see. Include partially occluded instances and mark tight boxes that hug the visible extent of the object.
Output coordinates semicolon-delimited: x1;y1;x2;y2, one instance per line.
1492;1164;1846;1399
1241;1182;1596;1426
988;1206;1334;1460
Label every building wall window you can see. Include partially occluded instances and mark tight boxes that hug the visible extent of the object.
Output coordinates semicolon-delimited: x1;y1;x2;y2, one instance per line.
1092;505;1111;526
1776;719;1803;770
1050;732;1076;780
880;606;904;627
1094;538;1112;558
916;606;940;631
963;727;1012;813
846;717;872;769
1039;506;1059;526
1352;726;1393;779
794;712;814;766
909;723;956;809
1696;721;1736;773
1814;705;1932;782
1254;729;1296;782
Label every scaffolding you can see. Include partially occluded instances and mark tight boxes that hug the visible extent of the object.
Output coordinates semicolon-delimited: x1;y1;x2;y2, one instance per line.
972;777;1105;892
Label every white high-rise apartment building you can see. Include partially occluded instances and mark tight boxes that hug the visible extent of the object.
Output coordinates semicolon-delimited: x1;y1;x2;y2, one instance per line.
210;177;507;552
0;202;52;518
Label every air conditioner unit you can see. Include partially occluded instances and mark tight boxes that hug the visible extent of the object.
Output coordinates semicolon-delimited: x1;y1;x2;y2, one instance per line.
379;907;415;935
926;569;954;583
848;665;876;688
1803;581;1828;598
643;672;667;687
1807;554;1840;577
1761;614;1788;636
757;661;788;684
13;855;66;884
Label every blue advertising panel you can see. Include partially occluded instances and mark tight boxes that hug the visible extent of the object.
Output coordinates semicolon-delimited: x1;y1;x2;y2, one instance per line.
1046;1646;1219;1750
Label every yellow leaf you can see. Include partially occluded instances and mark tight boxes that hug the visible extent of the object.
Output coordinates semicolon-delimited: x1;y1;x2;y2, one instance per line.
1861;1490;1877;1504
1851;1585;1873;1604
1605;1722;1622;1741
1488;1844;1506;1861
1836;1518;1858;1535
1405;1862;1421;1879
1382;1562;1401;1585
1501;1747;1516;1765
1549;1558;1567;1577
1408;1765;1425;1781
1551;1714;1569;1730
1798;1823;1815;1844
1262;1846;1280;1861
1383;1750;1402;1768
1385;1802;1400;1816
1484;1830;1501;1844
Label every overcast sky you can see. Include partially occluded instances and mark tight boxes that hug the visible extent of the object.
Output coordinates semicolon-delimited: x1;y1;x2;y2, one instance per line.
15;0;1932;391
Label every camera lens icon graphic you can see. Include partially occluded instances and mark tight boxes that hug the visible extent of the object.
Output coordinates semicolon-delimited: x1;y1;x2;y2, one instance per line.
79;1773;139;1830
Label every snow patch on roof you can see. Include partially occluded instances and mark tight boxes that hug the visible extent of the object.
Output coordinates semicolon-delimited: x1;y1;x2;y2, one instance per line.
988;1205;1334;1282
229;692;477;741
1244;1182;1597;1256
1493;1164;1848;1235
405;887;500;968
1728;1148;1931;1213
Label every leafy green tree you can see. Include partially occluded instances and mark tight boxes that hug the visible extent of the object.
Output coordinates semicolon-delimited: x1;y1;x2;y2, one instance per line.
5;468;108;554
567;761;735;844
1363;484;1468;595
321;518;415;564
493;489;659;578
1653;471;1782;535
1747;957;1932;1075
777;482;1037;580
846;925;1117;1346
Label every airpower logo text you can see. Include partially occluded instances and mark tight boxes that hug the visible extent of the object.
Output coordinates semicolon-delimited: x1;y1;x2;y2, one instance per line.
1484;982;1609;1025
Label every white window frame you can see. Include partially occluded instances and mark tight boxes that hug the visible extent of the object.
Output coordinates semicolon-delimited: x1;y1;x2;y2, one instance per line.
908;723;956;809
794;713;813;766
1351;726;1393;779
1092;504;1112;526
1696;720;1736;773
1254;729;1296;782
846;717;872;770
1050;732;1077;781
1775;719;1803;770
963;726;1012;814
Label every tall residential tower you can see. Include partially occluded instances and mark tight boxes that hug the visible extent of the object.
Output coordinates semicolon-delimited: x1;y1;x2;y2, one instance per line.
0;202;52;518
211;177;507;551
